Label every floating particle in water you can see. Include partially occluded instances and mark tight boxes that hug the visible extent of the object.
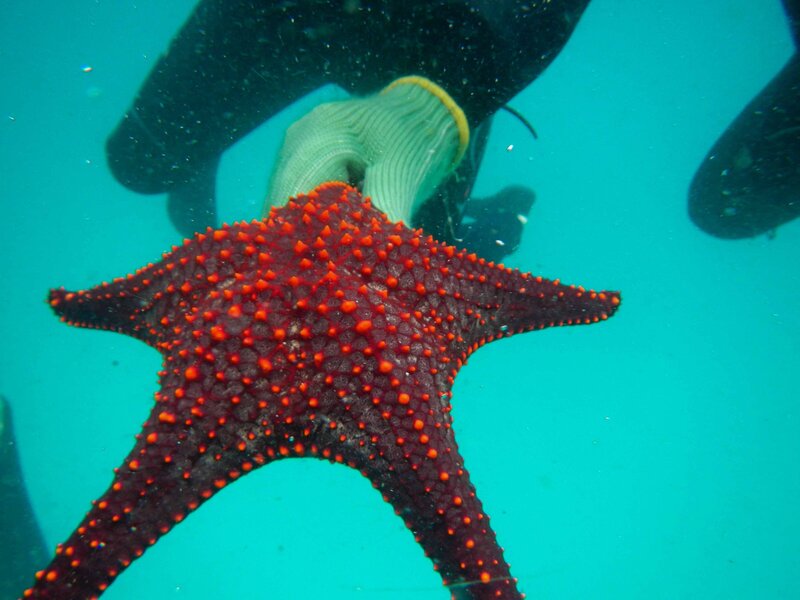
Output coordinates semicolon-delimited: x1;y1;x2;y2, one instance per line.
723;206;738;217
81;64;93;73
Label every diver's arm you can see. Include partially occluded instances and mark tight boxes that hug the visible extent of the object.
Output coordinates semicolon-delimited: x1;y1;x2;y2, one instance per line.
456;0;591;124
106;0;327;196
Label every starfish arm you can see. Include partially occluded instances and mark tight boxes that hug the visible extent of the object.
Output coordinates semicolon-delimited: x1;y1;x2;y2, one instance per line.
365;434;522;599
47;244;199;347
439;259;621;347
21;383;276;599
346;227;621;358
328;327;523;599
47;220;278;349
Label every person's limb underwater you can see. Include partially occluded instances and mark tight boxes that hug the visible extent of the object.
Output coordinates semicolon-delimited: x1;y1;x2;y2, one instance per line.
106;0;591;249
105;0;332;237
688;0;800;238
0;396;49;599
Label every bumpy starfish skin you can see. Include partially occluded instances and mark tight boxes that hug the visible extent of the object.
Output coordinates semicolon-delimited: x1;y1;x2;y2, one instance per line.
25;182;619;599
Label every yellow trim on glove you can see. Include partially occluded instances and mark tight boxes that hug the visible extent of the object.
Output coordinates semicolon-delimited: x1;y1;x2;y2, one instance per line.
381;76;470;168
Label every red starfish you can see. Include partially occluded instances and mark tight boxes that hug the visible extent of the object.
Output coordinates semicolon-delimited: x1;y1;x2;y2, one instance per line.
24;182;620;599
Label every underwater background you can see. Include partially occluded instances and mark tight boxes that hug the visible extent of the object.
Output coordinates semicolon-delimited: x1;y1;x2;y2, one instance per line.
1;1;798;598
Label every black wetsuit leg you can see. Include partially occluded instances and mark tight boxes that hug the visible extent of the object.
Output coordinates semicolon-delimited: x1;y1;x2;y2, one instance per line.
0;397;49;600
688;0;800;239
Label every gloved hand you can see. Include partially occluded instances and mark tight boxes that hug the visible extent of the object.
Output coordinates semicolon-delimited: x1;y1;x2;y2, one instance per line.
263;76;470;224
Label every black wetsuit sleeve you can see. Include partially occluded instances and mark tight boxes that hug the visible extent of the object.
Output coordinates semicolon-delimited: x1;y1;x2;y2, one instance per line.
335;0;591;128
106;0;329;195
449;0;591;125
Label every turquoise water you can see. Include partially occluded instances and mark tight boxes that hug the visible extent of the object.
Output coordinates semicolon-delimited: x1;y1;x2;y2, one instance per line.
1;1;798;598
